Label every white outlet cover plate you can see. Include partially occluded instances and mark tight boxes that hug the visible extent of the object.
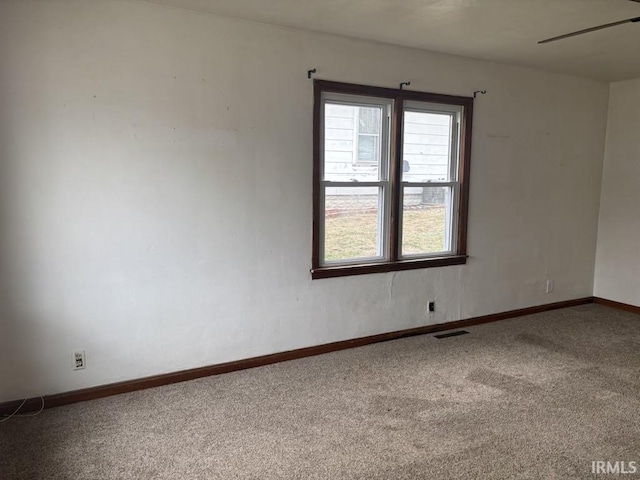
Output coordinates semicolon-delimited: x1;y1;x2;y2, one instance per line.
73;350;86;370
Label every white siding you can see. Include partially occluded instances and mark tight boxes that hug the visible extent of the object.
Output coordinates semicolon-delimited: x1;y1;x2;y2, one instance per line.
323;107;452;184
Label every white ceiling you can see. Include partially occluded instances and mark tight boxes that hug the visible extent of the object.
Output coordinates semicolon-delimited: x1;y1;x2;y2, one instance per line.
141;0;640;82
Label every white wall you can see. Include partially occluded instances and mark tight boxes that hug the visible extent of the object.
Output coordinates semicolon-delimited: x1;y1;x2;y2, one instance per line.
0;0;609;402
594;78;640;306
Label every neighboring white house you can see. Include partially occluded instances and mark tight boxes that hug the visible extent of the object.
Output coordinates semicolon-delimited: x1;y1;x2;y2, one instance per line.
324;103;453;212
324;103;451;183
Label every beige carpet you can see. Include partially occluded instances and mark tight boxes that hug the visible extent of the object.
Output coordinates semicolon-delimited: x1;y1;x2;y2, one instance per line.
1;304;639;479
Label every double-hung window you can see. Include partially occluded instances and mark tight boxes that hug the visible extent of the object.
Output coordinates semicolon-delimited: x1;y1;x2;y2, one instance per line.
312;81;473;279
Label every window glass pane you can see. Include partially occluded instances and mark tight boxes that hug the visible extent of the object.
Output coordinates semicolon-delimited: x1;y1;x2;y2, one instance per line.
324;186;384;262
324;103;383;182
358;107;381;134
402;111;452;182
401;186;452;256
357;135;377;163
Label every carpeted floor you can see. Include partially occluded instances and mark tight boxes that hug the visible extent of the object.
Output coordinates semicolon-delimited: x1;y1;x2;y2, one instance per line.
1;304;639;479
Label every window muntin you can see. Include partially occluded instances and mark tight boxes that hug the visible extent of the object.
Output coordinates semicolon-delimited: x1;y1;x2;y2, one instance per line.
313;81;473;278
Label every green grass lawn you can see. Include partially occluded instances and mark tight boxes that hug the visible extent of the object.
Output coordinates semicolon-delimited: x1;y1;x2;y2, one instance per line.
325;207;446;261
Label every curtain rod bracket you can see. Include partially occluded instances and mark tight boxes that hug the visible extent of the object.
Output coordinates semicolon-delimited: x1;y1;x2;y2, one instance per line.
399;81;411;90
473;90;487;98
308;69;317;79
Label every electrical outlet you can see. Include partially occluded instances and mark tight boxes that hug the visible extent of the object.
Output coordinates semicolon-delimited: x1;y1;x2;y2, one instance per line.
546;280;554;294
428;301;436;312
73;350;86;370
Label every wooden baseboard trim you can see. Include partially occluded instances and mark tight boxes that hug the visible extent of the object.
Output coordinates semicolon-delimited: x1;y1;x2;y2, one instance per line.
0;296;594;416
593;297;640;315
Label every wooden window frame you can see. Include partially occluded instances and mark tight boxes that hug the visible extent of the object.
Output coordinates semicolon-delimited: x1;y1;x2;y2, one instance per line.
312;80;474;280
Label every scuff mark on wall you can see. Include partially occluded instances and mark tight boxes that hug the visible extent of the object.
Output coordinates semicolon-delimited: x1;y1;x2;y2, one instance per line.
388;271;397;308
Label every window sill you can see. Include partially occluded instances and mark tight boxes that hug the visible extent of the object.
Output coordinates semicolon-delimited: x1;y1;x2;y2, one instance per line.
311;255;467;279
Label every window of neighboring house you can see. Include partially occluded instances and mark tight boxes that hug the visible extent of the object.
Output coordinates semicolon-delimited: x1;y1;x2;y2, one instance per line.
312;80;474;279
355;106;381;165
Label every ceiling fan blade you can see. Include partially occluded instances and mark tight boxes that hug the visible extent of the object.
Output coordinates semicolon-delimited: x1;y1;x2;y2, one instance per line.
539;16;640;44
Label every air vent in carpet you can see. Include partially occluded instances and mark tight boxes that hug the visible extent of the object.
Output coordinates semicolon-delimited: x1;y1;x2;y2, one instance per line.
434;330;469;339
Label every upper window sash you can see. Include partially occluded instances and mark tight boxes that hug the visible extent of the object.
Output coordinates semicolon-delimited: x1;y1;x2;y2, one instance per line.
402;101;463;185
321;92;393;183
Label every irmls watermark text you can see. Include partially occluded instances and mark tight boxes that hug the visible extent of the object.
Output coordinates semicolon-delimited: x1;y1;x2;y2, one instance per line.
592;461;638;475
